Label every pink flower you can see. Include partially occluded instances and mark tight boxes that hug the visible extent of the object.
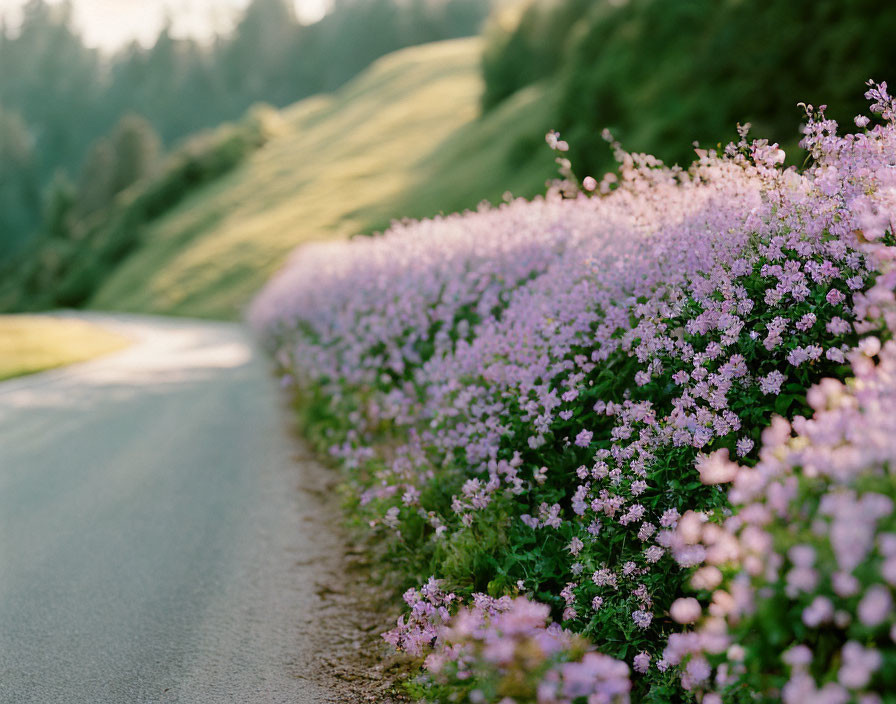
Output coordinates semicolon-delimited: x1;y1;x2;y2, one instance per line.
593;569;617;588
670;597;702;624
697;449;738;484
660;508;680;528
645;546;665;563
782;645;813;668
839;641;881;689
857;585;892;627
691;566;723;590
802;596;834;627
736;437;754;456
567;537;584;556
685;656;711;684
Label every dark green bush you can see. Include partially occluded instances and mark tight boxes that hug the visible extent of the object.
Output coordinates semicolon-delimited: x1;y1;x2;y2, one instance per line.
481;0;592;110
0;113;268;312
483;0;896;176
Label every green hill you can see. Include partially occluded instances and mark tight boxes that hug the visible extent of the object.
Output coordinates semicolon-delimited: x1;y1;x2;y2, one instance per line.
89;38;558;320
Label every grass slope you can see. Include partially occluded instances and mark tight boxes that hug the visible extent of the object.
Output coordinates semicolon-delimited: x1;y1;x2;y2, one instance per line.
360;81;560;235
0;315;130;381
90;38;559;320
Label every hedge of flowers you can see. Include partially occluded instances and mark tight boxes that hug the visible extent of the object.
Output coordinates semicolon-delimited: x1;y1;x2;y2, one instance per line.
251;82;896;702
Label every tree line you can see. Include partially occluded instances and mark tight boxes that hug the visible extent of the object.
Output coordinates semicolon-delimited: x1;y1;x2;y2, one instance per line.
482;0;896;178
0;0;489;257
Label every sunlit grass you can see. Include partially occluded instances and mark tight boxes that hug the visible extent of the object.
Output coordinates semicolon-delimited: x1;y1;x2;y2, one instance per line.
89;38;561;320
359;81;561;234
90;39;483;319
0;315;130;381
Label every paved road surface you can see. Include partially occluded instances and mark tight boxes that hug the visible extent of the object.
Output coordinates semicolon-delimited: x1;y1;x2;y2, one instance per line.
0;314;338;703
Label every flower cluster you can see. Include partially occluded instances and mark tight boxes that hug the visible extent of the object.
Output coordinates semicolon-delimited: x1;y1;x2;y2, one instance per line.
252;83;896;701
383;577;459;657
661;336;896;701
420;595;631;704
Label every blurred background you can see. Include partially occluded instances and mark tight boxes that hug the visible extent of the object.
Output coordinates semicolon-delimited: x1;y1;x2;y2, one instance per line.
1;0;894;323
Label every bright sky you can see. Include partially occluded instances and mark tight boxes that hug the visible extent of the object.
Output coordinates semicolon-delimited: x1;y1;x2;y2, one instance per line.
0;0;330;51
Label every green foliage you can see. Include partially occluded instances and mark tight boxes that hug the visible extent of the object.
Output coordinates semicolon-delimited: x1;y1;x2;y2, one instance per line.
482;0;896;176
41;171;76;241
74;114;161;221
286;246;864;701
0;0;102;182
105;115;162;202
0;106;41;255
0;0;491;255
360;80;561;237
74;139;116;219
0;114;266;311
481;0;591;110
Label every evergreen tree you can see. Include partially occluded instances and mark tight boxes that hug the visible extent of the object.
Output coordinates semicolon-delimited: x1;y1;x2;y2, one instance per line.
42;171;76;241
0;0;490;254
74;138;115;219
0;1;103;180
223;0;302;106
107;114;161;196
0;106;41;254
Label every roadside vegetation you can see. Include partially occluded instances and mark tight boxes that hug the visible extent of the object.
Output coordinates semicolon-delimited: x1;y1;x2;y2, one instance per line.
8;1;894;325
252;88;896;702
0;0;490;260
483;0;896;177
5;3;896;701
0;112;272;313
0;315;129;381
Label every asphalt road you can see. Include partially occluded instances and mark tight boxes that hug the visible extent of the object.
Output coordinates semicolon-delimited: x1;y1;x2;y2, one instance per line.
0;314;339;703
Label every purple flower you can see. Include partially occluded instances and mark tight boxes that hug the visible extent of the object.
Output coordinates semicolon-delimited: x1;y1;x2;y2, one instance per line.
736;437;755;456
857;585;892;627
826;289;847;305
633;652;651;674
660;508;680;528
759;370;786;395
645;546;665;563
575;429;594;447
632;609;653;629
593;569;617;588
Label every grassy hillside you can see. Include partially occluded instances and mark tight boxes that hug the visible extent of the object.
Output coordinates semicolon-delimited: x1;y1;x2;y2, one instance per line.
361;81;560;235
90;38;558;320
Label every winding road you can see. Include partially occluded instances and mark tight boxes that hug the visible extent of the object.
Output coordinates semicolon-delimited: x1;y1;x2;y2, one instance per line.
0;314;343;703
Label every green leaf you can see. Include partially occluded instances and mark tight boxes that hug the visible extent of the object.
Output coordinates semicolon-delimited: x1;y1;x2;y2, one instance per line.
774;393;799;415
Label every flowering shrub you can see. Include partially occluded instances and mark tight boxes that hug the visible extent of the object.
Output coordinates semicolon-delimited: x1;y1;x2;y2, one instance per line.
394;586;632;703
252;82;896;701
659;337;896;703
